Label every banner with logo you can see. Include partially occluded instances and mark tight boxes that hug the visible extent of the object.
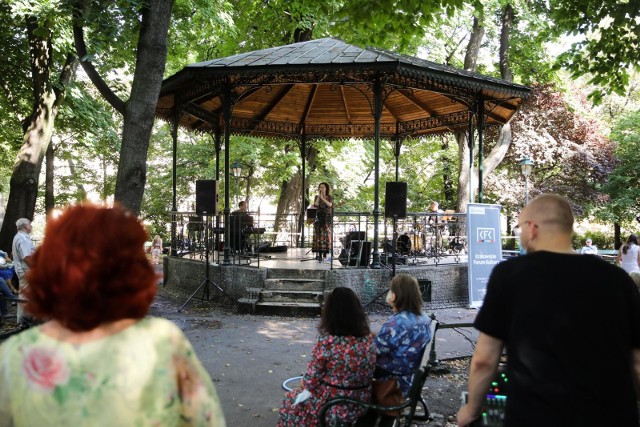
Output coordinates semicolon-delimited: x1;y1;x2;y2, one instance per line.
467;203;502;308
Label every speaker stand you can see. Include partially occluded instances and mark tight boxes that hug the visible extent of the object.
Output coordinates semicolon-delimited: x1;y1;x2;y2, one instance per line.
178;215;232;312
391;215;398;277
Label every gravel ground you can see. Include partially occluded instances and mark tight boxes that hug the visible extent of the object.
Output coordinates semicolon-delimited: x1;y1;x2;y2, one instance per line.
0;294;476;427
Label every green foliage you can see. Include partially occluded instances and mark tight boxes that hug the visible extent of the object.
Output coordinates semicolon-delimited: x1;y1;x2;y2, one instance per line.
489;84;614;216
601;110;640;224
165;0;234;74
333;0;466;52
508;2;558;85
542;0;640;102
572;230;614;251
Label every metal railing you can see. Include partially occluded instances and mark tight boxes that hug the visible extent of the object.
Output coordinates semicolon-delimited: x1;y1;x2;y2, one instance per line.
169;210;469;267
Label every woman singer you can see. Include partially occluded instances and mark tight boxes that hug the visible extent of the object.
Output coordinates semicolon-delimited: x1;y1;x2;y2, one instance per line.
312;182;333;262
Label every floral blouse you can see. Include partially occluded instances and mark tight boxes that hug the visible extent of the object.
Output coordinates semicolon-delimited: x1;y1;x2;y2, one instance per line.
277;334;376;426
0;317;226;427
374;311;431;395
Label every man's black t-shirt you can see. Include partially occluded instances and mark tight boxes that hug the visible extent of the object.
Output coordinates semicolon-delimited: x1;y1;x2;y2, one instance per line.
475;251;640;427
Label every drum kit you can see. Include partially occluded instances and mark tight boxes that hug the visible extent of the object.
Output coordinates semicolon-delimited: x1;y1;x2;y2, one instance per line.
394;215;465;261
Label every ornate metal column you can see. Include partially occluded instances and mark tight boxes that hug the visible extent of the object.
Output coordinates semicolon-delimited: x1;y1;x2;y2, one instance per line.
214;128;222;258
468;108;475;203
170;107;181;255
477;94;485;203
222;83;233;265
300;129;307;248
394;123;401;182
371;78;383;269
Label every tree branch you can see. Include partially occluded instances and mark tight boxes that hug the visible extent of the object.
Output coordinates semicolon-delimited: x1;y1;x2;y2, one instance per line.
72;4;126;114
53;53;79;109
463;15;485;72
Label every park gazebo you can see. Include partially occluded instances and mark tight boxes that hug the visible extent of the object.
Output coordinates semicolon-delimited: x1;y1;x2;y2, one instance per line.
155;37;530;267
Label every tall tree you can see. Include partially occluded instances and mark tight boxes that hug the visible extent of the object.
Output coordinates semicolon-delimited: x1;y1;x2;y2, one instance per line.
454;1;557;212
72;0;173;214
0;4;78;250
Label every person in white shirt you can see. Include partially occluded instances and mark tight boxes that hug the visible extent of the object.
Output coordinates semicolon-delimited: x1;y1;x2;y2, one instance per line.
579;238;598;255
616;233;640;274
12;218;35;324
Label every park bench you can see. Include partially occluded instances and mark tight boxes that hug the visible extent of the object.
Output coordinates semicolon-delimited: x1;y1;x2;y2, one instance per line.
318;316;474;427
597;249;617;264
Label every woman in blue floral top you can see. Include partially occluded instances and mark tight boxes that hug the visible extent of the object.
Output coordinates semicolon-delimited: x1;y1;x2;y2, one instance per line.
375;274;431;396
277;287;376;426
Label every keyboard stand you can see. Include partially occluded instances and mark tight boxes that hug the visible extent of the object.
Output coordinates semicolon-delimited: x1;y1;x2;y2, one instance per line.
348;240;365;268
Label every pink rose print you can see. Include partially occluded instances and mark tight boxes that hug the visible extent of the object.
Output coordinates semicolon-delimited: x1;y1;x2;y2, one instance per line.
173;354;202;401
22;347;70;392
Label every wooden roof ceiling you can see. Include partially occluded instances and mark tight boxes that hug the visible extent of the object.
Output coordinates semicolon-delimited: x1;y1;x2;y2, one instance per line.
156;38;531;139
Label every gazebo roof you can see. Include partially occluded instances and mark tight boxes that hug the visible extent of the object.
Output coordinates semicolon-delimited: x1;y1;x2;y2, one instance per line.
156;38;530;139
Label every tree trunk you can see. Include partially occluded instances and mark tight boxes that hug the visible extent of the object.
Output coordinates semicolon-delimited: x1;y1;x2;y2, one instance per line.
45;142;55;214
0;20;77;251
441;139;455;208
475;5;515;195
274;146;318;238
499;5;514;82
456;131;471;212
456;5;514;213
463;16;485;71
67;158;88;200
614;222;621;249
456;13;484;213
113;1;173;214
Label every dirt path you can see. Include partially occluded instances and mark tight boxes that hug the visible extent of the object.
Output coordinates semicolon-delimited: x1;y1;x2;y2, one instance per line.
150;296;477;426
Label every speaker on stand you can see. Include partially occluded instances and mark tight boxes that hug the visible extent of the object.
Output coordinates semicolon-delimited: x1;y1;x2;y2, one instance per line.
195;180;218;216
179;180;233;312
385;182;407;277
195;179;219;262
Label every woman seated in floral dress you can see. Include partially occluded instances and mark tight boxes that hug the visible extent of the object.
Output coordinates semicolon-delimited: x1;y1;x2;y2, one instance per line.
0;204;226;427
278;287;376;426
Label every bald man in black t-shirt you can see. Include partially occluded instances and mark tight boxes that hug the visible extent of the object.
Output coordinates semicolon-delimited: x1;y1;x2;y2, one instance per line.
457;194;640;427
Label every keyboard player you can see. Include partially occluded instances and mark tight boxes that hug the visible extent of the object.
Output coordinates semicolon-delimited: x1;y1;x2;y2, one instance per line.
230;200;254;253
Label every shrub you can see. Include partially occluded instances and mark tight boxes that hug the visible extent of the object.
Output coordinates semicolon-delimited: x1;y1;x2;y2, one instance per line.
572;231;614;251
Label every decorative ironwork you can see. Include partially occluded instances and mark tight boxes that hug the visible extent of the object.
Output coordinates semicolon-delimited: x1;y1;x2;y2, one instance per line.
183;102;219;125
397;111;469;137
231;117;302;138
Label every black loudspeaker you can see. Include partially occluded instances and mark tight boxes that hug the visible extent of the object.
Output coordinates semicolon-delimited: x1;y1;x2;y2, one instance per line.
195;180;218;215
385;182;407;218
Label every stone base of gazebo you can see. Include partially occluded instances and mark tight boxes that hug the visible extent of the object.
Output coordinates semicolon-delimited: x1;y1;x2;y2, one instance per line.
159;255;469;314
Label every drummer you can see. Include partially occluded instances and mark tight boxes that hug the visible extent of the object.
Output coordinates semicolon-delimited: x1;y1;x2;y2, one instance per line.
427;201;444;224
426;201;447;256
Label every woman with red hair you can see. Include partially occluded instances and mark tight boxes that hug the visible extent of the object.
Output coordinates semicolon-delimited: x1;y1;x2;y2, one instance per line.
0;204;226;426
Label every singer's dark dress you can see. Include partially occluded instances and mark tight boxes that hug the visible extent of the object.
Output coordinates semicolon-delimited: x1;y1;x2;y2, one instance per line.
474;251;640;427
312;196;333;256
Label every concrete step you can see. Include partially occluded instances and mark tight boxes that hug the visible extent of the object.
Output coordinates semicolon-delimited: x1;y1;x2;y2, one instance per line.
259;289;324;304
265;268;326;281
263;278;325;291
256;301;321;308
252;301;322;316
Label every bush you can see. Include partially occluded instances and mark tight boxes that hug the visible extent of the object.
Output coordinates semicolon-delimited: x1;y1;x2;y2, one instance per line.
572;231;614;251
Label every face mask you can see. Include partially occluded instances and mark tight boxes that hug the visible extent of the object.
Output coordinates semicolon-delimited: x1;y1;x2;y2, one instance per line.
519;235;527;255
